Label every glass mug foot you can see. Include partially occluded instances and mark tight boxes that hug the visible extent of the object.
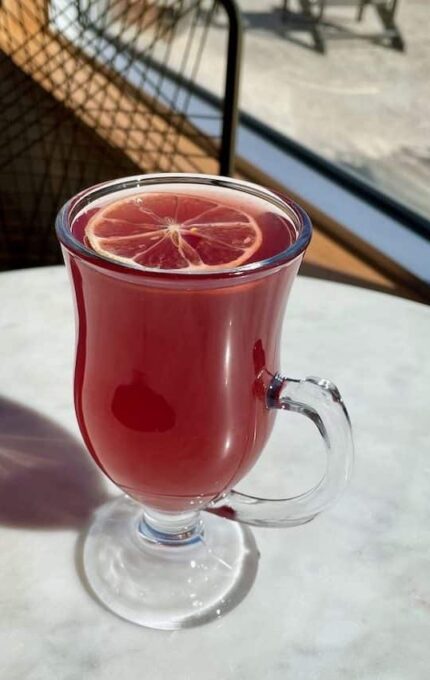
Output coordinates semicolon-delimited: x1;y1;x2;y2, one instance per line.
83;495;260;630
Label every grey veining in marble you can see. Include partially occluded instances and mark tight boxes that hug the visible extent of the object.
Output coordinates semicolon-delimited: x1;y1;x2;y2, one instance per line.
0;266;429;679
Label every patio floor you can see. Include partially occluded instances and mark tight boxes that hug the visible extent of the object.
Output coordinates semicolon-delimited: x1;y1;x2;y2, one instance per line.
193;0;430;220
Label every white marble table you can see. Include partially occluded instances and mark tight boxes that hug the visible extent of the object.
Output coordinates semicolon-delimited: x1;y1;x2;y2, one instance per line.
0;266;429;679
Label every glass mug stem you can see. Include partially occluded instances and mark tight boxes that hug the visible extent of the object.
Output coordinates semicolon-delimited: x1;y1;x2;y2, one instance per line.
138;507;204;545
210;375;354;527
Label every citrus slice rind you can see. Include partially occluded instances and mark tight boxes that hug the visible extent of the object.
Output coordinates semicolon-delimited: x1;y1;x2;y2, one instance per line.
85;193;262;271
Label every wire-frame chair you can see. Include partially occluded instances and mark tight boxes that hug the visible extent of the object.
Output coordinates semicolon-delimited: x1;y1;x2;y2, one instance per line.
0;0;242;269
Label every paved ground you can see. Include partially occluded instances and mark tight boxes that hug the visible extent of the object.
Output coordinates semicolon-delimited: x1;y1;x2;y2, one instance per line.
192;0;430;220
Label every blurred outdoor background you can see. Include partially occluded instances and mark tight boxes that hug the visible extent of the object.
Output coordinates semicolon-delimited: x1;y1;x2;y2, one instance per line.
170;0;430;221
0;0;429;300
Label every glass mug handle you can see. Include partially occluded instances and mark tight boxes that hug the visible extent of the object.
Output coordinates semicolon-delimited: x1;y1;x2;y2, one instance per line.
210;375;354;527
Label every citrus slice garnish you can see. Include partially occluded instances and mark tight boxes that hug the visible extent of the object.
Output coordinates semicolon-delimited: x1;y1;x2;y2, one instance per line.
85;193;262;271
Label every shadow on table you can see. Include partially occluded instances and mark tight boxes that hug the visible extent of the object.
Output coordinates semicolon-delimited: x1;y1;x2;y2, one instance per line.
299;263;424;303
0;396;108;529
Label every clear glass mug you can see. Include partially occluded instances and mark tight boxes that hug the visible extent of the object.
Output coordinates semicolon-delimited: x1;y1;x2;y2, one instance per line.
56;174;353;629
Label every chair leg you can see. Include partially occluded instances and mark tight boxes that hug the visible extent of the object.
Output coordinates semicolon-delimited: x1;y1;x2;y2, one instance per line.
314;0;326;22
301;0;326;52
312;24;326;53
357;0;367;22
375;0;405;50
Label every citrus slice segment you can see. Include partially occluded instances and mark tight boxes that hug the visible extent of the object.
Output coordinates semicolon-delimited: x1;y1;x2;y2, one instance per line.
85;193;262;271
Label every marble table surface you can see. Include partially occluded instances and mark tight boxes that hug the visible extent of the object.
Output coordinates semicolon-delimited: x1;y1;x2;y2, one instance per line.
0;265;429;679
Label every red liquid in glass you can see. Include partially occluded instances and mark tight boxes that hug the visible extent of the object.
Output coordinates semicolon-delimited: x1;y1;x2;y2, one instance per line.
65;186;300;511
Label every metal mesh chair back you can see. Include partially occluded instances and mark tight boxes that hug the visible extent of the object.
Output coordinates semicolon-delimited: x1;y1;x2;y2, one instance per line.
0;0;241;268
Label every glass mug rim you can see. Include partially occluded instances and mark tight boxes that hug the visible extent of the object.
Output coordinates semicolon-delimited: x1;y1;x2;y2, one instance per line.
55;173;312;279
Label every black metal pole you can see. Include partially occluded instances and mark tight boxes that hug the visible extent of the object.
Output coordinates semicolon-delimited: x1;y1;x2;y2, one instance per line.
217;0;243;176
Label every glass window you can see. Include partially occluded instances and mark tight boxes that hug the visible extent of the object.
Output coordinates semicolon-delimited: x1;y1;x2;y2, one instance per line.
56;0;430;228
176;0;428;227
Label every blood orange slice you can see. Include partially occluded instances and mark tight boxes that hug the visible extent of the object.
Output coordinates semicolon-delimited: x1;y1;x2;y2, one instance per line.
85;192;262;271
